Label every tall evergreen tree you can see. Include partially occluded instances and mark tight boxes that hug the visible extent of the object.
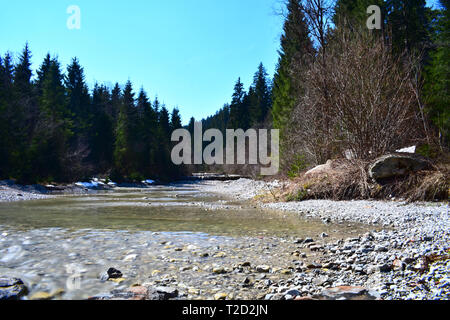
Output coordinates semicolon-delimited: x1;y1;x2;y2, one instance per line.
0;53;14;178
170;108;182;131
113;81;138;178
385;0;431;55
11;44;35;178
136;88;157;174
91;84;114;172
28;56;73;182
65;58;91;134
271;0;313;132
229;77;248;129
249;63;271;126
424;0;449;147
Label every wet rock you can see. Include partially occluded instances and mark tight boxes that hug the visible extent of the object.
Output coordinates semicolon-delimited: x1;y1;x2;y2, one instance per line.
313;276;329;286
88;294;114;300
320;286;374;300
286;289;301;298
212;267;227;274
128;286;148;296
242;277;253;287
309;245;323;252
100;267;123;281
379;264;392;273
307;262;322;269
214;293;227;300
375;245;388;252
393;259;406;271
256;265;270;273
109;277;126;284
0;277;28;300
147;286;178;300
29;292;53;300
295;296;318;300
303;238;314;244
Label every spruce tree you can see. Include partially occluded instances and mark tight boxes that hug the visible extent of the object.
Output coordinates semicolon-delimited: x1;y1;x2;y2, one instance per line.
271;0;313;132
113;81;138;178
91;84;114;172
385;0;431;55
136;88;157;175
170;108;182;131
0;53;14;178
228;77;246;129
29;56;73;182
424;0;449;147
65;58;91;134
12;44;35;179
249;63;271;126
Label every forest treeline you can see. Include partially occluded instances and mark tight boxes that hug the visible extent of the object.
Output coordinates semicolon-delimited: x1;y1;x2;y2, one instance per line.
197;0;449;176
0;0;448;183
0;49;184;183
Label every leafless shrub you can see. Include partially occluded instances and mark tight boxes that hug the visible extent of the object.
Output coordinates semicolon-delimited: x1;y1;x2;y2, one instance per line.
285;27;426;167
278;159;448;202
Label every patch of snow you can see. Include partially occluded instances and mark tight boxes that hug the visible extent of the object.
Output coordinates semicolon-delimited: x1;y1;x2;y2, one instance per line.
396;146;416;153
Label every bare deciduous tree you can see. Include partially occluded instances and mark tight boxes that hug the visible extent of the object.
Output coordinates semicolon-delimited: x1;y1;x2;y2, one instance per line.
285;27;425;166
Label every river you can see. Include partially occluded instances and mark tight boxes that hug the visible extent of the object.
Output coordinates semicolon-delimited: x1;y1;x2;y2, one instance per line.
0;182;371;300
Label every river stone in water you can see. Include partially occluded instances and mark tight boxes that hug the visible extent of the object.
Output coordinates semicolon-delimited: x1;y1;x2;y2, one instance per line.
0;277;28;300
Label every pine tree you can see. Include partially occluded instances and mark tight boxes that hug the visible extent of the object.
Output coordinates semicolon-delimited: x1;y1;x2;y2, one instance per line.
271;0;313;132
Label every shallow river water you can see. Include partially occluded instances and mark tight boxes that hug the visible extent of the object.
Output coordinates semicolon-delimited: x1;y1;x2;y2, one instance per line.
0;182;373;300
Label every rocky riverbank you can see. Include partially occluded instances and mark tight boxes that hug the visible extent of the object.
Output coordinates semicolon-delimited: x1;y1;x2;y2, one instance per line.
198;179;450;300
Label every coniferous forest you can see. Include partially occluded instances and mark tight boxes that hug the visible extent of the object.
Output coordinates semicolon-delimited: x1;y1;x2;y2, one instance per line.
0;49;184;183
0;0;448;184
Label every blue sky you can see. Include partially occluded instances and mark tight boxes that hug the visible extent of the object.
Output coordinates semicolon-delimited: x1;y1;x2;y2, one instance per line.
0;0;439;124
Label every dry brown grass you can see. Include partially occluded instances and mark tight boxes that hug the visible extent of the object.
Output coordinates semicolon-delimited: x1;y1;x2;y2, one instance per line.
264;159;449;203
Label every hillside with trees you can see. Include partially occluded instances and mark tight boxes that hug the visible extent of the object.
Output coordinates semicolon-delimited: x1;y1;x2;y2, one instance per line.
0;0;448;192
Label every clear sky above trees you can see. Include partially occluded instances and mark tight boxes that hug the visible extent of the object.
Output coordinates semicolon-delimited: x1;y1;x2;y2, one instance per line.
0;0;439;124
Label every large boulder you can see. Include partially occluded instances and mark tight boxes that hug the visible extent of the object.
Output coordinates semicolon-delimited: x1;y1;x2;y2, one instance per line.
369;153;431;181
